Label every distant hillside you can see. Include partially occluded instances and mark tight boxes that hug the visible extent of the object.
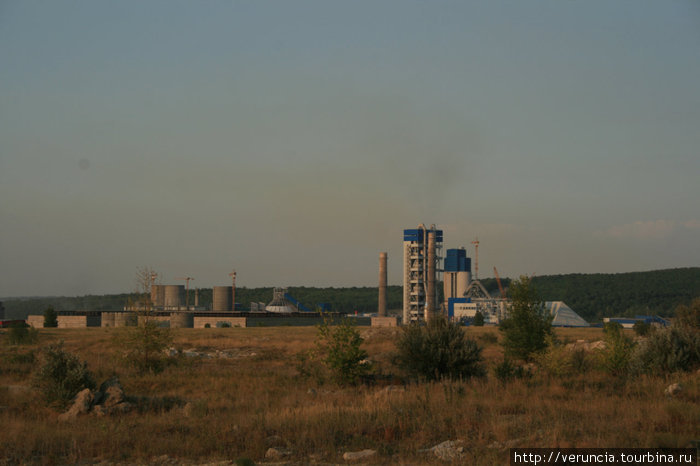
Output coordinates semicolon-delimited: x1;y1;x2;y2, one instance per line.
531;267;700;322
3;268;699;323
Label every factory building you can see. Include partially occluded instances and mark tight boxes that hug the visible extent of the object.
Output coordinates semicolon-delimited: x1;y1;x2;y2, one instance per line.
403;224;442;323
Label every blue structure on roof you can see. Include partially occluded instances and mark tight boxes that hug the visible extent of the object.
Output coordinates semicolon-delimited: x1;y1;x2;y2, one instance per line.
444;248;471;273
403;229;443;242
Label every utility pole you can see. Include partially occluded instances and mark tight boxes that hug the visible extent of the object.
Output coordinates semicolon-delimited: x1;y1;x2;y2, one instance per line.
175;276;194;310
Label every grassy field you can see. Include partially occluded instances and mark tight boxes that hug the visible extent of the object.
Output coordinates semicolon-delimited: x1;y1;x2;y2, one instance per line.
0;325;698;465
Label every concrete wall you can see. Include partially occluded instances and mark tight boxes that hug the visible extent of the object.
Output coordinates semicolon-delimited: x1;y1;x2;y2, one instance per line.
137;315;171;326
193;317;247;328
371;316;398;327
27;315;43;328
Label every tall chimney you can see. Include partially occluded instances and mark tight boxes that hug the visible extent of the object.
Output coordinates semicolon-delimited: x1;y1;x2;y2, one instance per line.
378;252;388;317
425;229;436;322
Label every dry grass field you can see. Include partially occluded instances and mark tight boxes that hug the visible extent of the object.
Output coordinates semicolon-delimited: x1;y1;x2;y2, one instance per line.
1;325;698;465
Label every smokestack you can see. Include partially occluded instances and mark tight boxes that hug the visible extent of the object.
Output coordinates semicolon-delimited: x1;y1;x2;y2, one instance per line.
425;228;436;322
378;252;388;317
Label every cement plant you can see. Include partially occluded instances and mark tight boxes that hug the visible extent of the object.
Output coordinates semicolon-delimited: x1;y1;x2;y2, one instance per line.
16;223;594;330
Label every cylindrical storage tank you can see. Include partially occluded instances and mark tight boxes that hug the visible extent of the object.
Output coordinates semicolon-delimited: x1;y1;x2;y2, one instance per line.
151;285;165;308
170;312;194;328
213;286;233;311
101;312;115;328
164;285;185;309
378;252;388;317
113;311;137;327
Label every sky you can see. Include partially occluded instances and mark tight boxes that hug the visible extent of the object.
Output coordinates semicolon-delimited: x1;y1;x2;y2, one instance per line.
1;1;699;297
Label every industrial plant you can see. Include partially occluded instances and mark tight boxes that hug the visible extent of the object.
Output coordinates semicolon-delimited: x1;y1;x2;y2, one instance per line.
20;222;590;329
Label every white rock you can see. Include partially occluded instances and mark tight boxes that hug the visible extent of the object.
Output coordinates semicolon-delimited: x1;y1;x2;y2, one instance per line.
665;383;682;397
429;440;464;461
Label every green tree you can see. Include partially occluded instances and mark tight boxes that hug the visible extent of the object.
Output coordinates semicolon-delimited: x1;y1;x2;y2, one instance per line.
43;306;58;328
117;267;173;374
315;318;372;385
499;276;553;361
33;342;95;408
599;322;634;376
675;297;700;329
472;310;485;326
394;316;485;381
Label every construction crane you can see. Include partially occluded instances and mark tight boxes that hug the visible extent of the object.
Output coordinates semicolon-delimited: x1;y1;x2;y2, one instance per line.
493;266;506;299
175;276;195;310
229;269;236;311
471;237;480;280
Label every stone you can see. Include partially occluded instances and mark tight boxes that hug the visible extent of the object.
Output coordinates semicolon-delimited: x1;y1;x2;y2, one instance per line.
58;388;94;421
265;447;290;460
665;383;682;397
428;440;464;461
342;449;377;461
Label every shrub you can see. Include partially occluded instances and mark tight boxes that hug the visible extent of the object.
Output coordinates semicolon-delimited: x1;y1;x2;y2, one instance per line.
598;323;635;376
493;357;529;384
633;321;651;336
7;322;39;345
34;343;95;408
674;298;699;329
43;306;58;328
631;326;700;374
297;318;372;385
394;316;485;381
499;276;553;361
535;337;590;378
317;318;372;385
118;319;173;374
472;310;485;326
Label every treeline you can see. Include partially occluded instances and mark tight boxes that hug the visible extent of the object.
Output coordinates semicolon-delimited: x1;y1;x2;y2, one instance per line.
3;268;699;322
530;267;700;322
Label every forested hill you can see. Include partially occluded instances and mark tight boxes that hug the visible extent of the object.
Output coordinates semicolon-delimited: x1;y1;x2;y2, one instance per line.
2;268;699;323
530;267;700;322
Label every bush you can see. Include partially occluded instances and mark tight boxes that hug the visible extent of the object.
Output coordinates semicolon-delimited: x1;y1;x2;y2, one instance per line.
394;316;485;381
631;326;700;374
7;322;38;345
535;337;591;378
598;323;635;376
493;357;529;384
43;306;58;328
297;318;372;386
34;343;95;408
118;319;173;374
499;276;553;361
472;310;485;327
674;298;699;329
633;321;651;337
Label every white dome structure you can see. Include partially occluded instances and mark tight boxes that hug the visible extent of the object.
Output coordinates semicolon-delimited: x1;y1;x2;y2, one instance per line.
267;288;295;314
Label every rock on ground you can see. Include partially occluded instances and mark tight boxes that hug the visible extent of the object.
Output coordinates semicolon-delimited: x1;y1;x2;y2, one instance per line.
428;440;464;461
665;383;682;397
58;388;94;421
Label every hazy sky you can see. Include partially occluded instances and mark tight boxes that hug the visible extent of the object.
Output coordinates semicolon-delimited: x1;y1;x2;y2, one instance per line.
2;1;699;297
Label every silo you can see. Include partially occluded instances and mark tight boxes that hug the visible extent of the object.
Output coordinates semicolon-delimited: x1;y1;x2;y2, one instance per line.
213;286;233;311
101;312;115;328
113;311;137;327
164;285;185;309
170;312;194;328
378;252;388;317
151;284;165;308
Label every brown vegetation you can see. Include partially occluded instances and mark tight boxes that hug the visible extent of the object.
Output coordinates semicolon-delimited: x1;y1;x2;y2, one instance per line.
1;326;698;464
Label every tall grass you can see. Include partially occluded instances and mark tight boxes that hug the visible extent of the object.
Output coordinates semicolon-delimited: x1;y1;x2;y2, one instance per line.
0;326;697;464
